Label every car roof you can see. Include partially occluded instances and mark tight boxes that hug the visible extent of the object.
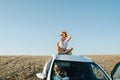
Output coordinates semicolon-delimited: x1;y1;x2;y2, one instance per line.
52;54;93;62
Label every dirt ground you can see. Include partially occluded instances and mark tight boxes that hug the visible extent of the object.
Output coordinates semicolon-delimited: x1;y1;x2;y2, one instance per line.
0;55;120;80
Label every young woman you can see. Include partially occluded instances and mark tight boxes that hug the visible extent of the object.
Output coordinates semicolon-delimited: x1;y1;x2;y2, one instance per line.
56;31;73;55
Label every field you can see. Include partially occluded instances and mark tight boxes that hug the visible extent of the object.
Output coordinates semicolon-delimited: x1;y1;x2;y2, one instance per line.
0;55;120;80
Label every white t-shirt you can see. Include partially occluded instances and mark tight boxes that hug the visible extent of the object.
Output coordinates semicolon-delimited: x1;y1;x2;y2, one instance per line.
57;38;69;49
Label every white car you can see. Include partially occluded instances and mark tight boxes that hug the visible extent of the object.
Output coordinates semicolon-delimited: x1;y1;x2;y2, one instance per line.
36;54;120;80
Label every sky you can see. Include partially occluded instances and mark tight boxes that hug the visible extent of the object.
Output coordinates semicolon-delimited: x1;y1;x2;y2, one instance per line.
0;0;120;55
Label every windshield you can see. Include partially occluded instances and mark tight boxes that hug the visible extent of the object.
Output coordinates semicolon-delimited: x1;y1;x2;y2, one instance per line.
51;60;110;80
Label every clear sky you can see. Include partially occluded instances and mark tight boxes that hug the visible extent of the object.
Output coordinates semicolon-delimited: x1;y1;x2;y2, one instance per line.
0;0;120;55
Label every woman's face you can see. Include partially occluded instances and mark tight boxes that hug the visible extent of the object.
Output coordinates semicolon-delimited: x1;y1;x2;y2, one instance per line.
60;32;66;40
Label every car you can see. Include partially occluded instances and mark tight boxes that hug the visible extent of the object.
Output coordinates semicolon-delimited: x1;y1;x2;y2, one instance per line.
36;54;120;80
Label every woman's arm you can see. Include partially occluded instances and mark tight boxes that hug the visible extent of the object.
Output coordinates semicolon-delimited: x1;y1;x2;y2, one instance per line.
56;41;60;53
56;41;59;48
66;35;72;41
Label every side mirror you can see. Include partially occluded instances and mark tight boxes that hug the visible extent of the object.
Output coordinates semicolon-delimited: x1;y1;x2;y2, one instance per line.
111;62;120;80
36;73;46;80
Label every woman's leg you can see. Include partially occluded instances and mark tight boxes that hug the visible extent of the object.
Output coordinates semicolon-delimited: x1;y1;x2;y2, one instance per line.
57;47;64;54
64;47;73;55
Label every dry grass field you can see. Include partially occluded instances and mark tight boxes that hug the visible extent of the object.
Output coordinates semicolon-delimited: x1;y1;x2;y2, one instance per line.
0;55;120;80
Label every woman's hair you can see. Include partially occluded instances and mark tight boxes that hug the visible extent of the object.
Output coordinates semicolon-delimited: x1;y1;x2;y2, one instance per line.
61;31;67;37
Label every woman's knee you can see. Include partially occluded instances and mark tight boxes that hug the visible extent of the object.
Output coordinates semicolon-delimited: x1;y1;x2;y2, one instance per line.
57;47;62;53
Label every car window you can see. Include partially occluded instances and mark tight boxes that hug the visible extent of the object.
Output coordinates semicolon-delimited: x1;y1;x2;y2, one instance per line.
113;65;120;80
51;60;110;80
91;64;109;80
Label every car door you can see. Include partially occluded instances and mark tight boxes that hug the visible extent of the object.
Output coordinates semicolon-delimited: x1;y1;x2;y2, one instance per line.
111;62;120;80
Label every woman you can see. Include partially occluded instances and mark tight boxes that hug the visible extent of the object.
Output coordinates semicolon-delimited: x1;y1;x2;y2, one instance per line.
56;31;73;55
